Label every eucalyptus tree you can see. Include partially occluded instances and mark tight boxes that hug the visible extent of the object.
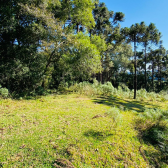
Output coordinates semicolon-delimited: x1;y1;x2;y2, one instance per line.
121;22;145;99
141;23;161;90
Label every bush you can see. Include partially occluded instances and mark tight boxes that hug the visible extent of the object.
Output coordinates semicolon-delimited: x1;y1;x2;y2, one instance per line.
101;82;114;96
0;85;9;98
105;107;122;126
119;83;130;92
138;108;168;129
35;86;48;96
137;89;147;99
68;80;166;101
147;92;157;101
58;81;69;91
137;108;168;155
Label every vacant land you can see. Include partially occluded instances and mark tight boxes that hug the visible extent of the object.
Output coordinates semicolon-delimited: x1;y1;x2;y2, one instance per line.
0;94;167;167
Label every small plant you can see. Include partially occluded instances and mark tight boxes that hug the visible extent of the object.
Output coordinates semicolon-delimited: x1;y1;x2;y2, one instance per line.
105;107;122;127
0;85;9;98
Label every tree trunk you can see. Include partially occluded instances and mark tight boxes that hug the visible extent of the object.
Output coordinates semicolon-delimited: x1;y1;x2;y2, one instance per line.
152;61;154;91
42;80;45;88
77;23;79;33
90;29;92;40
145;45;147;90
159;64;162;91
99;73;102;83
134;37;137;99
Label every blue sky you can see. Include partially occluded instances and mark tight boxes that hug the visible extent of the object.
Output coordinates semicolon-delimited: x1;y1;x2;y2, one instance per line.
100;0;168;50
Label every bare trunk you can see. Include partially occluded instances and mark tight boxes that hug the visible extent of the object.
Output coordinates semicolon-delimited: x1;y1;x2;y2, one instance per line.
90;29;92;40
159;64;162;91
100;73;102;83
145;45;147;90
134;37;137;99
77;23;79;33
152;61;154;91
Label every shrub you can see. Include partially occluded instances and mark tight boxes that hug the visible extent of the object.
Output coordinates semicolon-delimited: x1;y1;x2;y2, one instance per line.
101;82;114;96
58;81;69;91
137;108;168;155
147;92;157;101
35;86;48;96
105;107;122;126
0;85;9;98
137;89;147;100
138;108;168;128
119;83;130;92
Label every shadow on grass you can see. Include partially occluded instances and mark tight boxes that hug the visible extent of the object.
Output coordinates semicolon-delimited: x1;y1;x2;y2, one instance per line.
137;125;168;167
83;129;114;141
91;95;167;166
134;115;168;167
92;96;160;113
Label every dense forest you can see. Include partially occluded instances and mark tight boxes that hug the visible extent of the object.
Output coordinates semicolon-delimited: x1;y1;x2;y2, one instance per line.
0;0;168;98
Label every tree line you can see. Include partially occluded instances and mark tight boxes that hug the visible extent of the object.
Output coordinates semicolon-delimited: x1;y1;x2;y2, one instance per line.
0;0;167;98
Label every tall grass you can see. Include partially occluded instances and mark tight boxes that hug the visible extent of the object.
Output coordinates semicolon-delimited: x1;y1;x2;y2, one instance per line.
68;79;166;102
136;108;168;159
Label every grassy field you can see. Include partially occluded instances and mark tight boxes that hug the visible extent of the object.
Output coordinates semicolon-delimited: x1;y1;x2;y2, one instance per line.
0;93;168;167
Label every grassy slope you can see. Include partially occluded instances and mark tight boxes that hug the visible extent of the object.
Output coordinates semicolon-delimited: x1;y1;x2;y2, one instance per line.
0;94;167;168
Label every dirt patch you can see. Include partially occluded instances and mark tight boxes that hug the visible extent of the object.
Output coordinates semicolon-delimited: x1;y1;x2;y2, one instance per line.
53;158;75;168
92;115;104;119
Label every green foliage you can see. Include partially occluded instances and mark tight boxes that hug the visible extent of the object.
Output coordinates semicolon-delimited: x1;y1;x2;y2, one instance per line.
138;108;168;128
70;81;98;96
101;82;114;96
69;80;116;96
0;85;9;98
69;80;130;97
137;89;147;99
137;108;168;157
118;83;129;92
68;80;168;104
63;33;105;80
35;86;49;96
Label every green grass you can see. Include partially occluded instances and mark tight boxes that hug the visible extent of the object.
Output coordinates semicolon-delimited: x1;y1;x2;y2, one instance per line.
0;94;168;167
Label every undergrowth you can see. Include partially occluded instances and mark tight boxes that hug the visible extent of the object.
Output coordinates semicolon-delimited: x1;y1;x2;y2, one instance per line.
68;79;166;102
136;108;168;164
